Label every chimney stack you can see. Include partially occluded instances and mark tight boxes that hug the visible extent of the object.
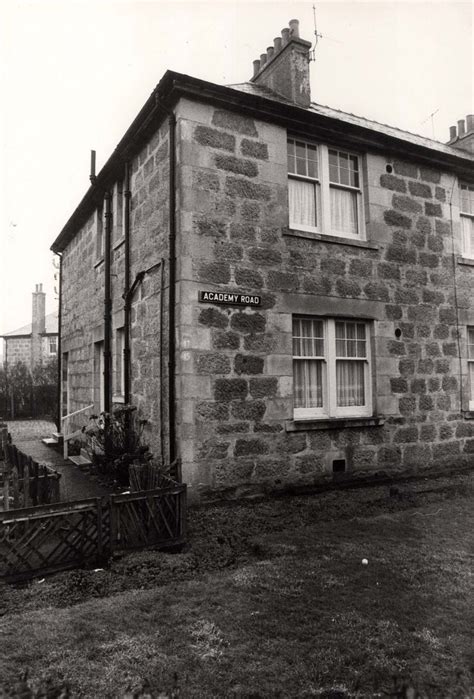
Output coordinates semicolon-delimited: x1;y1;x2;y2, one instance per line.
447;114;474;153
31;283;46;369
250;20;312;108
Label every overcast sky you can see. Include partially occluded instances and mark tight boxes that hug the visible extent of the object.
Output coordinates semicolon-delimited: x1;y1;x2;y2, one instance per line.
0;0;472;350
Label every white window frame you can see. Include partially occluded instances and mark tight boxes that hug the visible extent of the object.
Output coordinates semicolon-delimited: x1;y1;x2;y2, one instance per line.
468;326;474;411
293;316;372;420
114;328;125;399
94;341;105;413
460;182;474;259
95;205;104;260
112;180;124;246
288;138;365;241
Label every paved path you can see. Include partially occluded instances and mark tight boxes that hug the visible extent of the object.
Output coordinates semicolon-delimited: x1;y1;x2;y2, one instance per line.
7;421;109;502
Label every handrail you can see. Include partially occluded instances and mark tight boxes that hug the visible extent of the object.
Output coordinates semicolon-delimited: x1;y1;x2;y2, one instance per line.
61;404;94;423
62;403;94;459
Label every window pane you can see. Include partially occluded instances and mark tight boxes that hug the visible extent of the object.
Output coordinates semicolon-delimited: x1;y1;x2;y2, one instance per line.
289;178;317;228
470;362;474;402
296;157;307;176
336;360;365;406
293;318;324;357
294;359;323;408
336;322;367;358
328;150;359;189
330;187;358;236
295;142;306;160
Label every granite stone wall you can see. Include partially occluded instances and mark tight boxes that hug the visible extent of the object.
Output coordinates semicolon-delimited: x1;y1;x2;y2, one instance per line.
3;338;32;367
59;95;473;500
60;120;171;458
174;98;473;501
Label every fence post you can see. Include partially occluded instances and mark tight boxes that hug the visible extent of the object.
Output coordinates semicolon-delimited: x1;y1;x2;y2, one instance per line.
96;498;103;560
0;424;8;460
109;495;117;554
1;426;10;511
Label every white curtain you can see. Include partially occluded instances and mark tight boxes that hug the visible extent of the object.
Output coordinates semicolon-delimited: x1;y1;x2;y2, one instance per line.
461;216;474;256
469;363;474;403
289;178;316;227
293;360;323;408
336;360;365;406
330;187;358;236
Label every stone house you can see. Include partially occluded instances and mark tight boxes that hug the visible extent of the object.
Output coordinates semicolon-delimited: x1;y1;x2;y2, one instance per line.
51;20;474;502
2;285;58;372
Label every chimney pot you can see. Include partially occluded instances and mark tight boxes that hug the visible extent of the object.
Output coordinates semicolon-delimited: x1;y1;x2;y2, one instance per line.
466;114;474;132
253;59;261;76
251;18;311;108
289;19;300;38
458;119;466;137
449;125;457;140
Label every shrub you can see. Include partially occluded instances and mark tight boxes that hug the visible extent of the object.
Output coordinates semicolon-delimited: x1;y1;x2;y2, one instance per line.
82;405;153;486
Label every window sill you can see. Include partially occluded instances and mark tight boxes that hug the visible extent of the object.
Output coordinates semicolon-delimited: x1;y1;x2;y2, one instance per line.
462;410;474;420
285;228;378;250
112;395;126;404
94;258;104;268
286;416;385;432
457;256;474;267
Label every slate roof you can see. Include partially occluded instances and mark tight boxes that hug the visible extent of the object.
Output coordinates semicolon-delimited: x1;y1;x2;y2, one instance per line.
227;82;474;163
2;311;59;338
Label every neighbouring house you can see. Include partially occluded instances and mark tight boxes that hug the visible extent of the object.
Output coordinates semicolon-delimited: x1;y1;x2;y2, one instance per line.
2;285;58;372
51;20;474;502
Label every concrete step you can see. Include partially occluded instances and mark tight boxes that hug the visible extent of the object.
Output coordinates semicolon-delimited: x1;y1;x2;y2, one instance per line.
42;432;63;447
41;437;59;446
68;454;93;468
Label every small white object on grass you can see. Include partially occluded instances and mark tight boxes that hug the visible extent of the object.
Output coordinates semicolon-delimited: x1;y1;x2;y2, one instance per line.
362;558;368;565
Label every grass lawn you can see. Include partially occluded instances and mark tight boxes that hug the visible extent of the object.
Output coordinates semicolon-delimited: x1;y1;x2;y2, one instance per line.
0;473;473;697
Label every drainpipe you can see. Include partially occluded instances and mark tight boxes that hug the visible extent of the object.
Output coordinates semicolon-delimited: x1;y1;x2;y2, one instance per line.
168;113;177;474
103;190;113;414
123;162;131;406
56;252;63;432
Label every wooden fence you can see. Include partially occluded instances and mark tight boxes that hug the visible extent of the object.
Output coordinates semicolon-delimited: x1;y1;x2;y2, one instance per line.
1;443;61;510
0;478;186;582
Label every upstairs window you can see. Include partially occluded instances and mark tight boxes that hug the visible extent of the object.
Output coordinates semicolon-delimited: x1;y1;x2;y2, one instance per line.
293;317;372;419
468;327;474;410
95;205;104;260
48;337;57;355
460;182;474;258
288;139;364;240
112;181;124;246
328;149;360;237
287;140;320;230
114;328;125;399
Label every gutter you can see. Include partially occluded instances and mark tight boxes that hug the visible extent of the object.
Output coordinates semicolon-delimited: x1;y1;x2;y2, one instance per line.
56;252;62;432
168;113;177;474
123;162;131;406
103;190;112;414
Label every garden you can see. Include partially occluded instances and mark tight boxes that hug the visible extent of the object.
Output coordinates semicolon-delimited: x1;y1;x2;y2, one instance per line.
0;470;472;697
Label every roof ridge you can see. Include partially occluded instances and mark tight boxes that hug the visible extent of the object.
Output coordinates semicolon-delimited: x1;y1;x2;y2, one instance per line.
310;100;446;148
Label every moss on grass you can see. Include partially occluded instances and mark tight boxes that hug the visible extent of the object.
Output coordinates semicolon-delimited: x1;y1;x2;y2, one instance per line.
1;473;473;697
